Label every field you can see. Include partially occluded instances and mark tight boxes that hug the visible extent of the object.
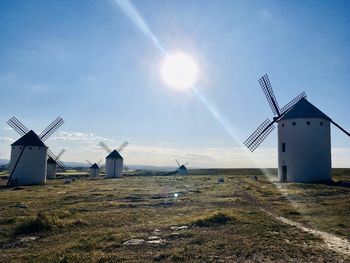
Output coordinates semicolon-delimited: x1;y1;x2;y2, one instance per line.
0;169;349;262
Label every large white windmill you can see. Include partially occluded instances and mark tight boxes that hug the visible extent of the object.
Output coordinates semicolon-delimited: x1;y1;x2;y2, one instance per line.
244;74;350;183
6;117;64;186
176;159;189;176
99;141;128;178
46;149;65;179
86;159;102;178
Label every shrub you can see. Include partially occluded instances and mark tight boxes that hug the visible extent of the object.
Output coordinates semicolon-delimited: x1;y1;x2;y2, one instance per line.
192;212;234;227
13;213;52;235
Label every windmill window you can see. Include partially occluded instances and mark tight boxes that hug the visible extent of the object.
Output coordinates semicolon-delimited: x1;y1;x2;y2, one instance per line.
29;147;32;150
19;147;22;149
282;143;286;152
307;121;310;126
282;123;285;127
292;122;296;126
320;122;323;126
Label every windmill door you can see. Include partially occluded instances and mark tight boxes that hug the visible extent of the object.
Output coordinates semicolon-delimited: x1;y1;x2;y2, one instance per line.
282;165;287;182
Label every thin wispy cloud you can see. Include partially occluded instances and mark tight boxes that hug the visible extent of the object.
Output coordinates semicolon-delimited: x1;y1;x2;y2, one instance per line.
0;137;14;142
51;131;114;143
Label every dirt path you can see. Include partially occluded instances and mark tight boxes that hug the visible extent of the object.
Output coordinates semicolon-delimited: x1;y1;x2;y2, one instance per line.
239;183;350;258
262;208;350;257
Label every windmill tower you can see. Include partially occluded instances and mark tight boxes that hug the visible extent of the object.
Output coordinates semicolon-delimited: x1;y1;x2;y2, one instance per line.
244;74;350;183
86;159;102;177
6;117;64;186
99;141;128;178
46;149;65;179
176;159;188;176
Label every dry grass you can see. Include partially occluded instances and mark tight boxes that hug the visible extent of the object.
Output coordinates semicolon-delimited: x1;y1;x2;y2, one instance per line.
0;169;349;262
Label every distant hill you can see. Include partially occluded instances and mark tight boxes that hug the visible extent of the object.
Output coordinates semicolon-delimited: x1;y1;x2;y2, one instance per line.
0;159;9;165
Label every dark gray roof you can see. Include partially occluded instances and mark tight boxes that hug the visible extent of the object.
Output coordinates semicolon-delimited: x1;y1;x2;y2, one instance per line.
280;98;331;121
47;156;57;164
106;150;123;159
11;130;47;147
90;163;99;169
179;165;187;169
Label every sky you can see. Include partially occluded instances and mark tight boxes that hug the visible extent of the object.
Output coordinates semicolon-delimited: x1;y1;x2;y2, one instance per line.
0;0;349;168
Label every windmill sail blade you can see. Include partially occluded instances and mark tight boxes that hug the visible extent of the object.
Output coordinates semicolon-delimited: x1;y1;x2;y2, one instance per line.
56;149;66;160
7;117;30;136
86;160;93;165
97;159;103;165
117;141;129;153
244;119;276;152
175;159;180;167
99;141;112;153
39;117;64;141
55;159;65;170
47;149;65;169
331;120;350;137
184;162;189;166
280;91;307;115
259;74;280;116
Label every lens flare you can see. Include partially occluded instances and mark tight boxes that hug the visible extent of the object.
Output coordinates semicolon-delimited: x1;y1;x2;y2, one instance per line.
161;51;199;91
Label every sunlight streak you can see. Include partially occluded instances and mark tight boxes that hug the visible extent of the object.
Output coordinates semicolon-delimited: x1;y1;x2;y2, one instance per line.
113;0;272;171
114;0;167;55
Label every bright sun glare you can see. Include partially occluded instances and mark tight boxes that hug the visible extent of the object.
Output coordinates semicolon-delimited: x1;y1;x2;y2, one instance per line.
161;51;199;91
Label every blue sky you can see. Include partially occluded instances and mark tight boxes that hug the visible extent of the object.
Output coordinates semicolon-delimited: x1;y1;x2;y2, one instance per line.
0;0;349;167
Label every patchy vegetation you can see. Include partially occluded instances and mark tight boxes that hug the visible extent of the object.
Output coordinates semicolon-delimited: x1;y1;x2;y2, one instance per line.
0;169;349;262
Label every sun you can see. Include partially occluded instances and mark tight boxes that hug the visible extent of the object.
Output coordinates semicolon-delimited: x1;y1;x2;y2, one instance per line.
160;51;199;91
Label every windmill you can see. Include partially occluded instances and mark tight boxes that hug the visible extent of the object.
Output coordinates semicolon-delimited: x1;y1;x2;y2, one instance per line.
99;141;128;178
244;74;350;183
86;159;103;177
6;116;64;186
176;159;188;176
46;149;66;179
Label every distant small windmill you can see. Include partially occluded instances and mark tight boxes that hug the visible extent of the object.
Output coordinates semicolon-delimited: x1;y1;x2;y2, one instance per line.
7;116;64;186
244;74;350;183
176;159;188;176
46;149;66;179
99;141;128;178
86;159;103;177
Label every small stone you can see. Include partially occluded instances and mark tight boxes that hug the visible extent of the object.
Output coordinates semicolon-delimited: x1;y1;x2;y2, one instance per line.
217;177;225;183
123;239;145;245
148;236;159;240
170;226;188;231
19;236;39;242
64;179;72;184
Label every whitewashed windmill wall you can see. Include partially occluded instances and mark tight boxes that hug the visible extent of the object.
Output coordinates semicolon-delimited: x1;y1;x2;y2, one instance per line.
277;99;332;182
244;75;349;183
89;163;100;177
86;160;102;178
7;117;64;186
9;131;48;185
176;159;188;176
46;157;57;179
46;149;65;179
99;141;128;178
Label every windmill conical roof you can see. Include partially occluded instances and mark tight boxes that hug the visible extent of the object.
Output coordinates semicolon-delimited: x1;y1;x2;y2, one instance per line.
11;130;47;147
106;149;123;159
90;163;99;169
280;98;331;121
47;156;57;164
179;165;187;169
